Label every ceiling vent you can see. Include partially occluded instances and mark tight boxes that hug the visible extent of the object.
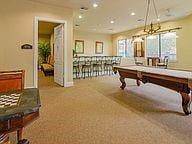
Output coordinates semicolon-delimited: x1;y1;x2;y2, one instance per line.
80;7;89;11
137;19;144;22
165;9;175;17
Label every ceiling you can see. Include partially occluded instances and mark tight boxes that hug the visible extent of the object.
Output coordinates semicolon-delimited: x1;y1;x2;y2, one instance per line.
31;0;192;34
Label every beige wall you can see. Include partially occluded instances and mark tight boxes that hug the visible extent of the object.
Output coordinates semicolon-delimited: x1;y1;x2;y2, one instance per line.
112;15;192;71
74;30;113;56
38;34;51;43
0;0;73;87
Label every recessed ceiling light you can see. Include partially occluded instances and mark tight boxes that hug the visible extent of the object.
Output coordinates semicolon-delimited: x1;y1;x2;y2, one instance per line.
110;20;115;24
79;15;83;19
93;3;98;8
157;18;161;21
131;12;136;16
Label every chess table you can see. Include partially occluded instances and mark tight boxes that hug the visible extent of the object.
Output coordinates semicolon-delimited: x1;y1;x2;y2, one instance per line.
0;88;41;144
113;65;192;115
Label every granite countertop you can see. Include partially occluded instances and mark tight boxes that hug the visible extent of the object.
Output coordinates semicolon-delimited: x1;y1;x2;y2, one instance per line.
0;88;41;121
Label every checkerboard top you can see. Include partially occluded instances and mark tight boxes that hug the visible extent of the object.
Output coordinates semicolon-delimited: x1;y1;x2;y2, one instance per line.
0;93;21;108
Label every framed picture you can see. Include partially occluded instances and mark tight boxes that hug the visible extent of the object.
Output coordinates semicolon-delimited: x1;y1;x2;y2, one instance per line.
95;41;103;54
75;40;84;54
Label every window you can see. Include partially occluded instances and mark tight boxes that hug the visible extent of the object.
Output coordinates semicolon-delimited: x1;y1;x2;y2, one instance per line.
161;32;176;61
146;35;159;57
146;32;177;60
117;39;126;57
117;39;133;58
127;39;134;58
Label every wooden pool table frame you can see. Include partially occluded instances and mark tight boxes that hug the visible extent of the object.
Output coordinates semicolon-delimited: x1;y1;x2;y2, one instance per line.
113;66;192;115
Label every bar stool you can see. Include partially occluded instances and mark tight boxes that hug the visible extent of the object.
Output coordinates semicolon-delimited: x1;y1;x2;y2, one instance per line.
92;56;102;76
112;56;122;67
81;56;92;79
104;56;113;75
73;57;80;78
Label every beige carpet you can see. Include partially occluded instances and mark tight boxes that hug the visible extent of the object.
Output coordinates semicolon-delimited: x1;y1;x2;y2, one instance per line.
23;71;192;144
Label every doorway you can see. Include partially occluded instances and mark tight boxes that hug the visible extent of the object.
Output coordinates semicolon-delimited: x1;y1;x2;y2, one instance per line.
34;17;68;88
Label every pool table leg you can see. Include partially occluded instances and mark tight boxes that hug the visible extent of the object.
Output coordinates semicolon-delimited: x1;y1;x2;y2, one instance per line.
180;92;192;115
120;77;126;90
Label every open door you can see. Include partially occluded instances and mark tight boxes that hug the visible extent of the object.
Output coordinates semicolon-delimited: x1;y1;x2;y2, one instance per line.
54;24;64;86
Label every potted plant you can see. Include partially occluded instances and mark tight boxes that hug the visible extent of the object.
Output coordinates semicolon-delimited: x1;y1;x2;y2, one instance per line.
38;42;51;63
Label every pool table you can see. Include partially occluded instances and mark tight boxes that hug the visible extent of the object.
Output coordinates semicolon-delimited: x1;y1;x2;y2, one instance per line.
113;66;192;115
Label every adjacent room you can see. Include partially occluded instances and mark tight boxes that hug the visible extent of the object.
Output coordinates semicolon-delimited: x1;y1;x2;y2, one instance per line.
0;0;192;144
38;21;56;87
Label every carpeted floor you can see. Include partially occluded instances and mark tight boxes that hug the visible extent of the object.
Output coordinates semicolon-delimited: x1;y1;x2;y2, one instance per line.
23;71;192;144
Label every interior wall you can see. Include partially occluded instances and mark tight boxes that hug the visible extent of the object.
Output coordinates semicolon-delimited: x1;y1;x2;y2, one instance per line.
112;15;192;71
74;30;113;56
38;34;51;43
0;0;73;87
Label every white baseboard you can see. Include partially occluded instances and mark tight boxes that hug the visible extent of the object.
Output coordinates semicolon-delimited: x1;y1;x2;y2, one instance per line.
64;82;74;87
25;86;36;89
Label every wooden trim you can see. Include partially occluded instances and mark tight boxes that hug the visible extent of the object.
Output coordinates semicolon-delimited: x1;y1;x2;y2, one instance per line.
0;111;39;133
0;70;25;92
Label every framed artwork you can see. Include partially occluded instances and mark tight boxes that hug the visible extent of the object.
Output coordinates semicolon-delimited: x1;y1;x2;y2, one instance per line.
95;41;103;54
75;40;84;54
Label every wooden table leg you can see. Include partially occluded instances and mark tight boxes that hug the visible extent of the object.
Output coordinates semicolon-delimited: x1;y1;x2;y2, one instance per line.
120;77;126;90
180;92;192;115
17;129;23;142
17;129;29;144
18;139;29;144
